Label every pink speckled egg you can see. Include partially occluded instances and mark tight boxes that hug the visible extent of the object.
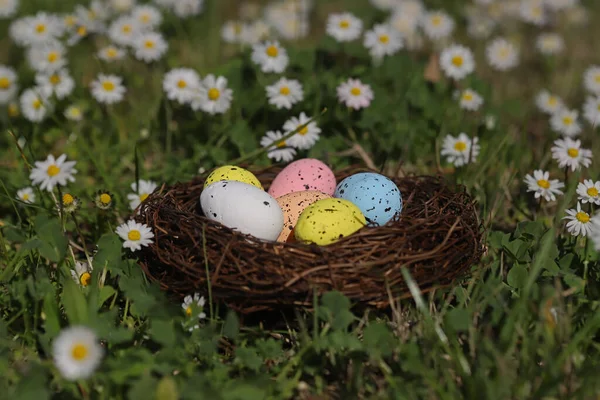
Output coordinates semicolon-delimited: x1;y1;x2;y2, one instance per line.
268;159;336;199
275;190;332;242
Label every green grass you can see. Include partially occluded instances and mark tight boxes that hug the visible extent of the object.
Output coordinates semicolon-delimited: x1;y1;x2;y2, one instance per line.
2;0;600;398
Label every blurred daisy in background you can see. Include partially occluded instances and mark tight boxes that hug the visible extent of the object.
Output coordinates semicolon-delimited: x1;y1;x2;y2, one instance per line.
110;0;136;14
35;68;75;100
583;96;600;127
70;261;93;287
16;187;35;204
251;41;289;73
172;0;204;18
421;10;455;40
0;0;19;18
486;37;519;71
133;31;168;62
283;112;321;150
459;89;484;111
260;130;297;162
326;12;363;42
20;87;51;122
536;33;565;55
336;78;374;110
519;0;547;26
64;104;84;121
90;74;126;104
441;133;480;167
53;326;103;381
27;41;67;73
0;65;18;104
546;0;579;11
108;15;141;46
551;138;592;171
19;12;64;46
29;154;77;192
535;90;564;114
388;11;419;39
116;220;154;251
191;74;233;115
440;45;475;80
163;68;200;105
368;0;399;11
583;65;600;94
132;4;162;30
363;24;402;60
577;180;600;205
221;20;251;44
524;170;564;202
550;108;581;137
265;77;304;110
128;179;157;210
564;202;593;237
97;45;126;62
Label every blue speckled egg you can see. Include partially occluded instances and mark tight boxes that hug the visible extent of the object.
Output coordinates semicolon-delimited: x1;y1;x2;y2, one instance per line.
334;173;402;226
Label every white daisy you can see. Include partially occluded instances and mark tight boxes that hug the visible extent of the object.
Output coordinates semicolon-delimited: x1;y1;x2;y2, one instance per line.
163;68;200;105
282;112;321;150
583;96;600;127
132;4;162;30
221;20;251;44
564;202;593;237
26;41;67;73
133;31;168;63
248;20;271;44
127;179;158;210
421;10;455;40
363;24;403;60
0;65;18;105
336;78;374;110
536;33;564;55
16;187;35;204
591;214;600;251
260;130;297;163
191;74;233;115
466;14;495;39
265;77;304;110
20;87;51;122
439;45;475;80
519;0;547;26
172;0;204;18
326;12;363;42
70;261;93;287
551;138;592;171
35;69;75;100
395;0;425;18
440;133;480;167
583;65;600;95
577;179;600;205
90;74;126;105
545;0;578;11
64;104;84;121
115;220;154;251
368;0;399;10
535;90;564;114
388;11;419;37
270;13;309;41
108;15;141;46
550;108;581;137
97;45;126;62
486;38;519;71
523;170;564;201
110;0;136;13
20;12;64;46
29;154;77;192
75;3;108;33
251;41;289;74
52;326;103;381
0;0;18;18
181;293;206;319
459;89;484;111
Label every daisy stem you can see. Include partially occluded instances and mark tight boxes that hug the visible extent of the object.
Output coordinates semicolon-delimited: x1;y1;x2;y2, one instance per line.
71;214;93;267
122;298;129;324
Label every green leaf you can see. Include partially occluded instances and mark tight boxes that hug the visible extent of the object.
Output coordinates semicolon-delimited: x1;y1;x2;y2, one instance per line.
12;365;49;400
156;376;179;400
362;322;394;357
34;215;67;262
128;373;157;399
507;264;528;290
42;292;61;337
2;226;26;243
223;310;239;340
150;319;176;348
61;279;88;324
98;285;116;309
255;338;283;360
94;233;124;274
234;347;263;372
321;291;351;314
445;308;472;332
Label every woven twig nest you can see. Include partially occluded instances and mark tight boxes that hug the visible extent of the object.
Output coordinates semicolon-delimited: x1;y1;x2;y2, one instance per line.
135;166;483;313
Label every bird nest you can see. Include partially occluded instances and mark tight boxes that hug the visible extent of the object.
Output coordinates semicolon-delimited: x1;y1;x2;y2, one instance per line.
135;166;484;313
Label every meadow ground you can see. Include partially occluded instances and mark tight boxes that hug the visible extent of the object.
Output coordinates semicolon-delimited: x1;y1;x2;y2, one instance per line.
2;0;600;398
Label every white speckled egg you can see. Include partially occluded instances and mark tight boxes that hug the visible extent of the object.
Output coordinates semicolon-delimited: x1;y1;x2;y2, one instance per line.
200;180;284;241
268;158;336;198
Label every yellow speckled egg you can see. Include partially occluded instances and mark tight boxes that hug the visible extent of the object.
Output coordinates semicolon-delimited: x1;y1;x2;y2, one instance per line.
295;198;366;246
276;190;331;242
204;165;262;189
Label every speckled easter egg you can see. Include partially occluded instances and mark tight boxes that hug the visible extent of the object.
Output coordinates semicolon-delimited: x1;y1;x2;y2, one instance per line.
275;190;332;242
268;159;336;198
204;165;263;189
294;198;366;245
334;172;402;226
200;180;283;241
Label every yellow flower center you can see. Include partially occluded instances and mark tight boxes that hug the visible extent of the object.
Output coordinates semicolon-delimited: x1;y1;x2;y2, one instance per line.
562;116;573;126
128;230;141;241
141;14;150;23
79;272;91;286
122;24;132;34
462;92;473;101
454;141;467;151
234;24;242;35
537;179;550;189
266;45;278;57
68;108;81;118
139;193;149;202
35;23;46;33
576;212;590;223
8;103;19;117
71;343;88;361
451;56;464;67
47;52;59;63
177;80;187;88
350;87;361;96
106;48;118;58
88;10;96;20
431;16;442;26
299;126;308;136
100;193;111;204
548;96;557;106
208;88;220;100
532;6;542;16
276;140;286;148
587;187;599;197
32;99;42;109
185;306;192;316
144;40;155;49
279;86;290;95
63;193;74;205
0;77;10;89
339;20;349;29
102;81;115;91
77;26;87;36
499;48;510;59
595;74;600;83
378;34;389;44
567;148;579;158
64;15;76;27
22;193;30;201
49;74;61;85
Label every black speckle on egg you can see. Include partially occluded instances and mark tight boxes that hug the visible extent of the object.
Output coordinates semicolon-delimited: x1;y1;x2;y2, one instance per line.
231;167;237;170
304;184;310;190
263;201;270;206
213;213;217;217
385;207;391;212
